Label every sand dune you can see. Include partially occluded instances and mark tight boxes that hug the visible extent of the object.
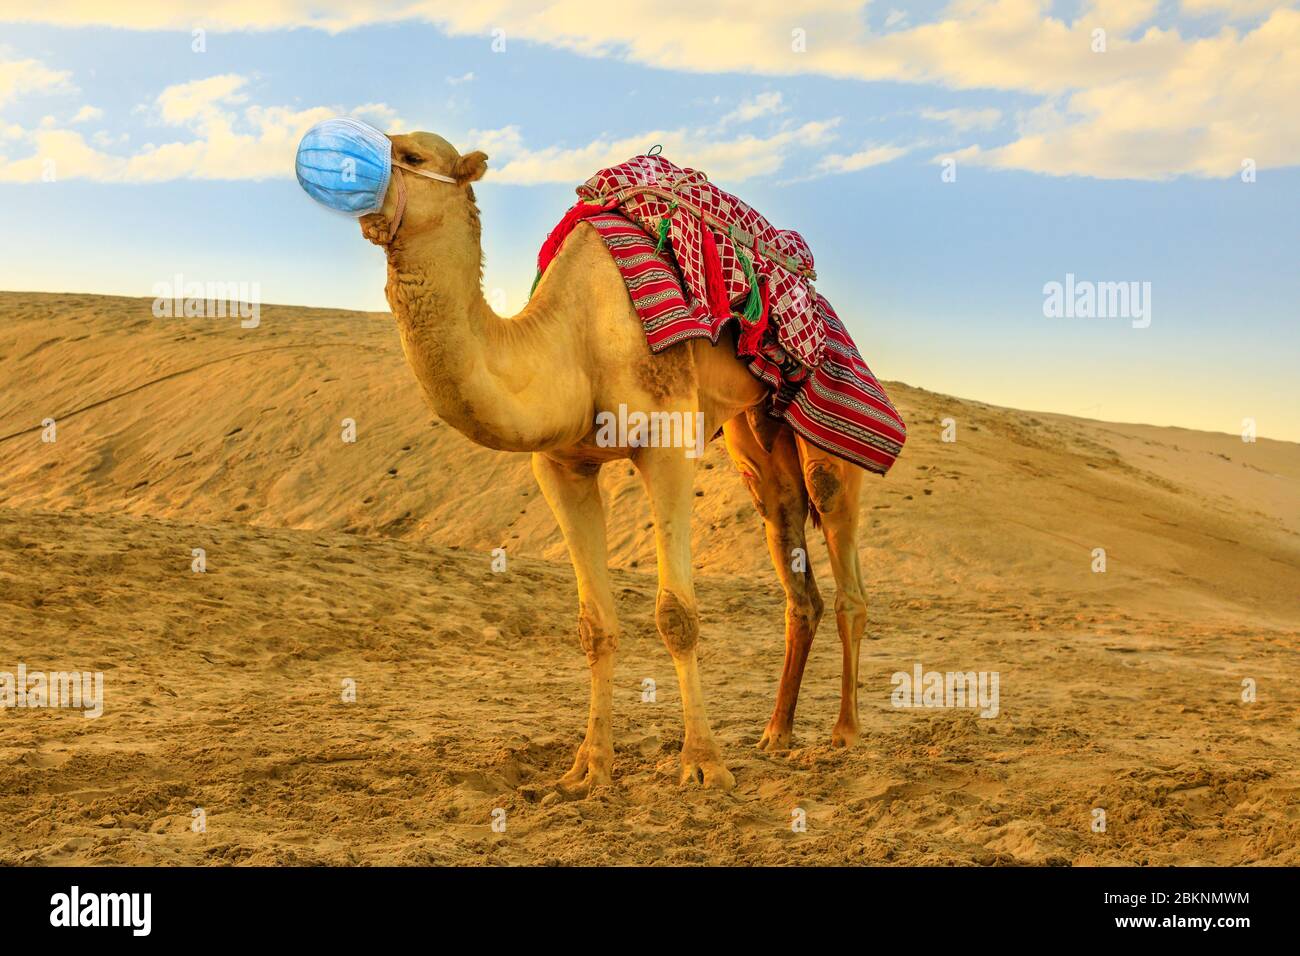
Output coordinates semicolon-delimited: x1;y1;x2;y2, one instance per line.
1;291;1296;865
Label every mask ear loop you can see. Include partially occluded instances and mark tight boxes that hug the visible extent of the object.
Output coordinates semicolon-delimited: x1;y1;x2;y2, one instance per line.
392;160;458;183
380;160;459;245
381;165;407;245
379;154;462;240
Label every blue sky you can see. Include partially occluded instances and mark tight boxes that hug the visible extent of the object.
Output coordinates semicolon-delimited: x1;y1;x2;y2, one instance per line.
1;2;1296;439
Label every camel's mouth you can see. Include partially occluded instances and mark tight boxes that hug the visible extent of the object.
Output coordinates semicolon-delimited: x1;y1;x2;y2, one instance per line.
359;213;391;246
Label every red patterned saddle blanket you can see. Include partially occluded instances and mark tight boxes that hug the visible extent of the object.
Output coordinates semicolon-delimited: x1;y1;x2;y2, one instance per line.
534;207;907;475
576;153;824;368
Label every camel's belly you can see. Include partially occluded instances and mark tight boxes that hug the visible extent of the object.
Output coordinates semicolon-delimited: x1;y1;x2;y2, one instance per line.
545;333;764;472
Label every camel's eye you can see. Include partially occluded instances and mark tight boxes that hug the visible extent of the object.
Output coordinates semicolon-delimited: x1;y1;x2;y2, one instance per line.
401;153;424;166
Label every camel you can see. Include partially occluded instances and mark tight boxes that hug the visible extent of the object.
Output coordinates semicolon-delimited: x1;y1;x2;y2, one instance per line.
354;131;869;793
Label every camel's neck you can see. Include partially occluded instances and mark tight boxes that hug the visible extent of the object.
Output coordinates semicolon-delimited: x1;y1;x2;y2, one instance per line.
382;210;588;452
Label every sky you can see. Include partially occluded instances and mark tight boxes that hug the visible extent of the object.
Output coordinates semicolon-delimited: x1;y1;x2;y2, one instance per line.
1;1;1296;440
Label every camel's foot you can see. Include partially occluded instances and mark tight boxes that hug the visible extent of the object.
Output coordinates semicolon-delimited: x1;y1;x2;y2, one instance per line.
831;718;860;749
756;721;793;752
555;742;612;797
679;744;735;791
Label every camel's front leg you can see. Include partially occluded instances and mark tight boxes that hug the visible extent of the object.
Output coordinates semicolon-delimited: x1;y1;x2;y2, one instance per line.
636;446;735;791
531;453;619;794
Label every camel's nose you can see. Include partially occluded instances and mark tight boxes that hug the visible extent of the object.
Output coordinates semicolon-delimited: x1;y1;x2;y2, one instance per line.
295;117;393;217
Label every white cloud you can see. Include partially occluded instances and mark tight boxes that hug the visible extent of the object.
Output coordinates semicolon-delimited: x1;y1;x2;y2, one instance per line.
3;2;1298;180
1180;0;1284;17
815;143;911;175
401;1;1300;180
446;72;475;86
153;74;247;126
474;117;841;185
465;125;525;158
91;129;128;147
350;102;403;130
69;105;103;123
720;92;787;126
0;57;75;106
0;3;411;32
960;8;1300;179
0;74;405;182
1087;0;1163;34
919;107;1003;132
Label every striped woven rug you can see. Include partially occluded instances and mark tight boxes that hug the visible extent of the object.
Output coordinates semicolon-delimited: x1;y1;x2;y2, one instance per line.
571;211;907;475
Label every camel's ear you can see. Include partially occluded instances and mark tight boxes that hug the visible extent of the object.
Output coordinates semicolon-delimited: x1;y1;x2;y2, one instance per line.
455;150;488;184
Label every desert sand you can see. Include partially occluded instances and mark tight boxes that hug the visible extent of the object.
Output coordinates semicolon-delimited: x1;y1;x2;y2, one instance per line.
0;290;1296;865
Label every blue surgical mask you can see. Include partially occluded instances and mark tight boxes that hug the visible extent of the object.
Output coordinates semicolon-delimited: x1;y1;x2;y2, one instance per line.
295;118;393;216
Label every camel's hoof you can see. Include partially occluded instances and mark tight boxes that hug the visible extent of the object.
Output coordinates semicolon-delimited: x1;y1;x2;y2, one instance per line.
756;725;793;752
831;721;860;748
554;771;611;800
679;757;735;791
555;747;612;797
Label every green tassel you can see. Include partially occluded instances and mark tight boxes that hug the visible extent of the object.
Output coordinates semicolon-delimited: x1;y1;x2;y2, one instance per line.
528;268;542;300
653;201;679;255
735;247;763;324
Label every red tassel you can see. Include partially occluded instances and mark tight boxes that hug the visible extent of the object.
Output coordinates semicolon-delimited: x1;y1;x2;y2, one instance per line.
736;275;770;357
537;197;619;275
700;222;731;320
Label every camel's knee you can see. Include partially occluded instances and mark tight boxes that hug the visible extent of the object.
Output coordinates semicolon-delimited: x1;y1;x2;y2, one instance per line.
805;461;846;517
655;589;699;657
833;588;867;641
834;585;866;616
577;603;618;665
786;586;824;640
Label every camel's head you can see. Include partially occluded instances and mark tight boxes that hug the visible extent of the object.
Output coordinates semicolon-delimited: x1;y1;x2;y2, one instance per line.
295;118;488;248
359;131;489;247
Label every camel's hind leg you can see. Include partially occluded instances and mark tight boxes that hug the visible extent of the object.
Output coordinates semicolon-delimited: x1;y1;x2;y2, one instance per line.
635;444;734;790
531;453;619;794
797;436;868;747
723;413;824;751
